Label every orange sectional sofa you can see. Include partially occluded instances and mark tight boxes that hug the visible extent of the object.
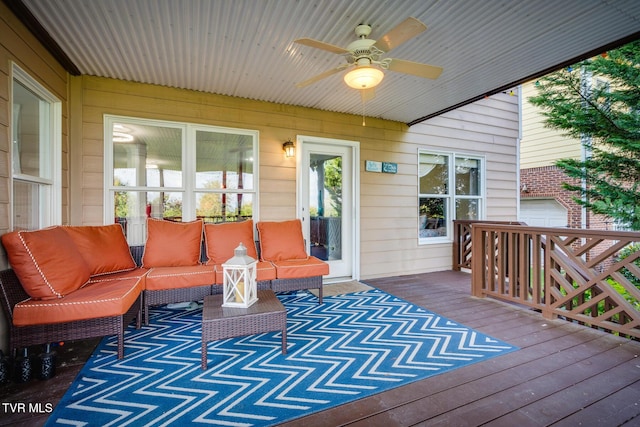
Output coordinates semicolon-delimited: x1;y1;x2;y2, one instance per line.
256;219;329;303
0;218;328;359
0;224;144;359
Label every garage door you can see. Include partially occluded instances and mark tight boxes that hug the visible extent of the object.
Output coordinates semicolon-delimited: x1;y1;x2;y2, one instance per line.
520;199;568;227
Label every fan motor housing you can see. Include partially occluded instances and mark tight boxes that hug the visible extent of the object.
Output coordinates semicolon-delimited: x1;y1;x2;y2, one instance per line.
354;24;372;38
347;38;376;59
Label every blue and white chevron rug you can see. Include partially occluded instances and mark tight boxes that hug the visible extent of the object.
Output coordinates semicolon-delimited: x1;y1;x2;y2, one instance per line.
46;288;517;426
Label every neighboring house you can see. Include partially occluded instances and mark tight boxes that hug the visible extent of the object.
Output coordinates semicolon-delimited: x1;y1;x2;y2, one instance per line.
520;78;612;230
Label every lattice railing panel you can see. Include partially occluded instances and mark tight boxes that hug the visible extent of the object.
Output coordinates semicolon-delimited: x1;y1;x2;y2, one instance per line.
470;224;640;339
547;234;640;338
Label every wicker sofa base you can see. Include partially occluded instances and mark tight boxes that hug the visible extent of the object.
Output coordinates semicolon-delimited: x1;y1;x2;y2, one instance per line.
271;276;323;304
144;285;213;324
142;276;323;324
0;269;142;359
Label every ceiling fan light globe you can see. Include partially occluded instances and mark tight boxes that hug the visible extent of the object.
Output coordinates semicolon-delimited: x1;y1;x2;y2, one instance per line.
343;66;384;89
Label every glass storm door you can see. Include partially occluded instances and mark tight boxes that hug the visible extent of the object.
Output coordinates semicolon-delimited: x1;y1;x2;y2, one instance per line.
300;140;354;281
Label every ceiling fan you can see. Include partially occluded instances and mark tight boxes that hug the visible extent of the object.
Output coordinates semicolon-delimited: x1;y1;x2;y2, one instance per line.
294;17;443;95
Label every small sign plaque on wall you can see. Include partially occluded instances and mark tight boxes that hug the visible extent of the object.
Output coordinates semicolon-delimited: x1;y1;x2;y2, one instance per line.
365;160;382;173
382;162;398;174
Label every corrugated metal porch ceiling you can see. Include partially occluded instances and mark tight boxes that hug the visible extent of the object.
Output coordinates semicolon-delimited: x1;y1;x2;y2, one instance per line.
16;0;640;125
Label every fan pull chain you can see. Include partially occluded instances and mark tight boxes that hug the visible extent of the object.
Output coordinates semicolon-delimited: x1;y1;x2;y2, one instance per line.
362;94;366;126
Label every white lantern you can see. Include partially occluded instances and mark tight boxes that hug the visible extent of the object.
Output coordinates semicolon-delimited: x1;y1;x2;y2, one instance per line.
222;242;258;308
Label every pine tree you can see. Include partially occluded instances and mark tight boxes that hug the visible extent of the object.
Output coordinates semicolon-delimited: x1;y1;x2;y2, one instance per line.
529;41;640;230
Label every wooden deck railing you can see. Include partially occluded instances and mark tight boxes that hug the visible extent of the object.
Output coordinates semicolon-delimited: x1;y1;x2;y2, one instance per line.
465;222;640;339
452;220;525;271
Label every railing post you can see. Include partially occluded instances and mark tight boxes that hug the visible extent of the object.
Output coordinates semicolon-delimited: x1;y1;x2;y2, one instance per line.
541;232;556;320
471;224;485;298
452;221;461;271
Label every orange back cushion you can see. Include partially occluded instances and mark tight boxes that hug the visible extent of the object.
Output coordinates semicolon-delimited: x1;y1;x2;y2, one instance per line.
64;224;136;276
256;219;308;262
142;218;203;267
1;227;91;300
204;220;258;265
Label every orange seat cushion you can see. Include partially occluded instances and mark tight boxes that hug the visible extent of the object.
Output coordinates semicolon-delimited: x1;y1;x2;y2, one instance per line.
213;261;276;284
12;276;143;326
64;224;136;276
271;256;329;279
145;266;215;291
204;220;258;265
88;268;149;289
142;219;204;267
256;219;308;262
1;227;91;300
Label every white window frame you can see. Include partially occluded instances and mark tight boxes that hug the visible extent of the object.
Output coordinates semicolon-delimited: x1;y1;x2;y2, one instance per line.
10;63;62;229
103;115;259;227
418;148;486;244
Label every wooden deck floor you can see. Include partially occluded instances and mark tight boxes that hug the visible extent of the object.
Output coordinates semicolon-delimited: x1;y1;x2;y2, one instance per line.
2;271;640;426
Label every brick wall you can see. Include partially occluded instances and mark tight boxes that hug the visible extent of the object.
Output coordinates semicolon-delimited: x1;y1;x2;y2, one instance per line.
520;165;613;230
521;165;616;271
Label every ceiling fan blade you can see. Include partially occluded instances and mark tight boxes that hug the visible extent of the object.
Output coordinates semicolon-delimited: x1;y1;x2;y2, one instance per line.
387;58;443;79
295;64;349;88
294;38;349;55
373;17;427;52
361;88;376;103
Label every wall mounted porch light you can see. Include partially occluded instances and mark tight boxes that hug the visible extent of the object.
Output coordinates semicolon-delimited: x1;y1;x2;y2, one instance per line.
283;139;295;158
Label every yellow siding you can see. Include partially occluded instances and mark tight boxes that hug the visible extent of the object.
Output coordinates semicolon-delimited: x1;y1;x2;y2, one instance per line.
1;3;70;235
521;80;582;168
73;76;518;279
363;95;520;278
0;2;70;352
0;4;519;351
0;0;518;312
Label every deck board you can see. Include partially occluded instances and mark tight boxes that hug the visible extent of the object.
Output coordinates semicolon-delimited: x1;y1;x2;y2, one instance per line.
355;272;640;427
2;271;639;426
